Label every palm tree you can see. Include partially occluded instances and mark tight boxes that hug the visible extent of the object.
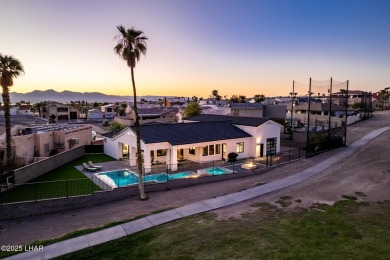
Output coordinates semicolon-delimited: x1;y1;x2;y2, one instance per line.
0;54;24;170
114;25;148;200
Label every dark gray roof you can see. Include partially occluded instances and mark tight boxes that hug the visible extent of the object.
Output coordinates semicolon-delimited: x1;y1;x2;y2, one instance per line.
229;103;263;109
0;115;47;126
138;107;178;116
130;121;252;145
187;114;270;127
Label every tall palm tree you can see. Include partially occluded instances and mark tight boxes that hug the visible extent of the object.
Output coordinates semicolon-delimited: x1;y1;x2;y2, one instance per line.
114;25;148;200
0;54;24;170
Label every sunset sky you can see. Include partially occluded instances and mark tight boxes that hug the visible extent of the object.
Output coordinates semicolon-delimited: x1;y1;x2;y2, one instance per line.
1;0;389;98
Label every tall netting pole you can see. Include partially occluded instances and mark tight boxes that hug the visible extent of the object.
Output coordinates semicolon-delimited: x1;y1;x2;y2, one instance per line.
328;77;333;141
306;78;312;158
344;80;349;146
290;80;295;140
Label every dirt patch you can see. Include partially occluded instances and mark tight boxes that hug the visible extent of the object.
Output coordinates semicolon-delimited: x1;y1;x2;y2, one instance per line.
215;119;390;220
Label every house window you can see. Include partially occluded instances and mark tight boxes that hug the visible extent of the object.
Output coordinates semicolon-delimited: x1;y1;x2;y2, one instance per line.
189;147;196;155
57;107;68;112
216;144;221;154
236;142;244;153
44;143;50;154
203;146;208;156
209;145;214;155
266;138;277;155
157;149;167;157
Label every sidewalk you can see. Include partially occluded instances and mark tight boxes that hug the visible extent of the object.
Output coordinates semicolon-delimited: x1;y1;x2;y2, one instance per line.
7;125;390;260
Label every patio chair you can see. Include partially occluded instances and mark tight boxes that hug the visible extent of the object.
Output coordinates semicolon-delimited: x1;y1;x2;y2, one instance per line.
88;161;102;170
83;163;97;172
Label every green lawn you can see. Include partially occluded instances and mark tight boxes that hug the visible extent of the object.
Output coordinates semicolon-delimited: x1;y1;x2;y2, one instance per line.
0;154;115;204
56;200;390;260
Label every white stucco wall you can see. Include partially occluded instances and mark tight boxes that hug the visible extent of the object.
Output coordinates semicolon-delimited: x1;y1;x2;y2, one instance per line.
236;121;282;156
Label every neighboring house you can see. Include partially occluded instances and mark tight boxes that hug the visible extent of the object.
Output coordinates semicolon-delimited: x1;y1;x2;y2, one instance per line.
229;103;286;123
332;90;372;107
100;104;117;119
17;105;33;115
289;102;353;116
43;102;79;121
87;108;104;119
229;103;264;117
4;124;92;167
103;115;282;173
200;105;231;115
162;97;186;107
117;107;179;126
0;106;18;116
286;102;358;129
125;102;160;114
135;107;179;124
199;98;227;107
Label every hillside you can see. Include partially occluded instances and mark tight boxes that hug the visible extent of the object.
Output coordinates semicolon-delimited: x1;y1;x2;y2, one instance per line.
10;89;169;104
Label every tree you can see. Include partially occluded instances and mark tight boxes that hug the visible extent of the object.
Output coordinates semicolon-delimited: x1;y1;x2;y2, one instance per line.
238;95;247;103
184;102;201;118
253;94;265;103
109;121;125;131
0;54;24;170
114;25;148;200
230;95;246;103
211;90;221;101
230;95;240;103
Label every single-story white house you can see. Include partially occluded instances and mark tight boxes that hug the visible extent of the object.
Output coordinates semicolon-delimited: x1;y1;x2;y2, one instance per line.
103;115;282;173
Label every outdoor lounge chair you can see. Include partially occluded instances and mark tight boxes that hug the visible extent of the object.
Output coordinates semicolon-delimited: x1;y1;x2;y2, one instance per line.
83;163;97;172
88;161;102;170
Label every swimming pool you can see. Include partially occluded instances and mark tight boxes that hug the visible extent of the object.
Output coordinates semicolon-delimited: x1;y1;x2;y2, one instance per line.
168;171;199;180
96;170;199;188
197;166;233;175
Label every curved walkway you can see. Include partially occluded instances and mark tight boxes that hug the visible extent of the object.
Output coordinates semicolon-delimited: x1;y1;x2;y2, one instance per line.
7;126;390;260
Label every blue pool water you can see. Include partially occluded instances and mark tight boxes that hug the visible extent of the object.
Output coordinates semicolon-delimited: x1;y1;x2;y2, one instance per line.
99;170;138;187
98;167;233;188
98;170;199;187
143;173;166;183
168;171;198;180
202;167;232;175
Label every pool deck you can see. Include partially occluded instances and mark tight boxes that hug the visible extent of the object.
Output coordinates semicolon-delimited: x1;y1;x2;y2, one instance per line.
7;126;390;260
77;159;264;190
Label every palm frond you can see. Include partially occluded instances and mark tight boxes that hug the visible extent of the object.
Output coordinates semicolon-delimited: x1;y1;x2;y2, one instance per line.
0;54;24;88
113;25;148;68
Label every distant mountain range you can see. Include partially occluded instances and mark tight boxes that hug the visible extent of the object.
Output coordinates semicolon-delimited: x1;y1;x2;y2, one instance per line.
10;89;172;104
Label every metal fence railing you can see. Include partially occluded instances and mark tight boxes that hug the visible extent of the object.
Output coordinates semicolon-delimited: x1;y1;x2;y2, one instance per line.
1;148;305;205
0;178;96;204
